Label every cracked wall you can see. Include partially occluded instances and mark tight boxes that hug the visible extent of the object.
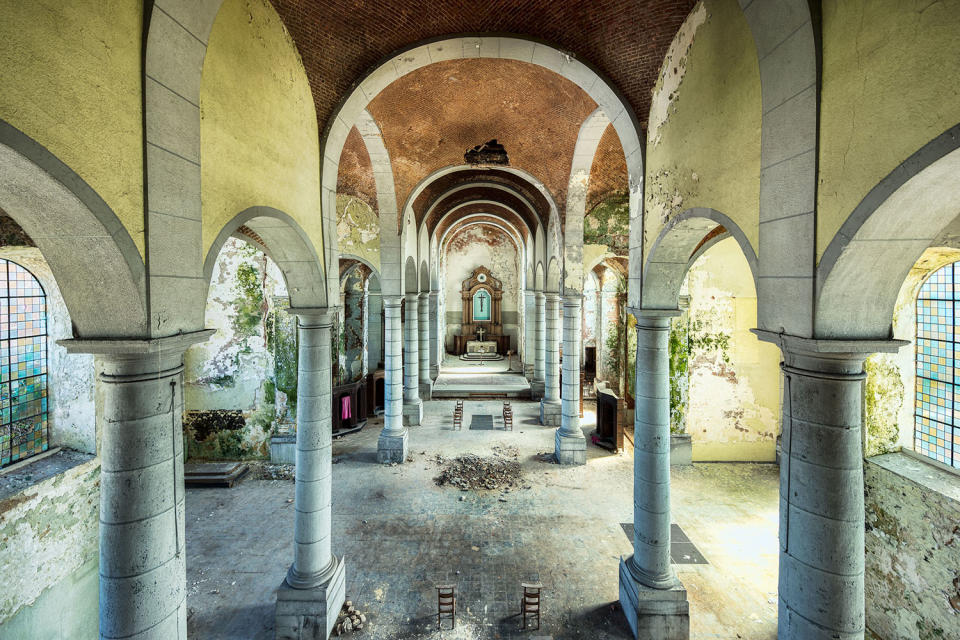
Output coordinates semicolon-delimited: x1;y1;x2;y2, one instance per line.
818;0;960;262
680;237;780;461
643;0;760;258
337;195;380;273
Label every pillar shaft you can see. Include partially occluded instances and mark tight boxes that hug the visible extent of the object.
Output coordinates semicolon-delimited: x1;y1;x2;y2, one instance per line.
382;298;403;435
534;292;546;382
544;294;561;402
418;292;431;397
59;331;212;640
286;309;338;589
524;290;536;379
367;292;383;370
559;295;581;434
403;294;420;403
629;314;679;589
429;291;440;379
778;346;870;639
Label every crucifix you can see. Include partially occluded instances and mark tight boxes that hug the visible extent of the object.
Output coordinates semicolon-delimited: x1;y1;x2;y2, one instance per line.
476;326;486;341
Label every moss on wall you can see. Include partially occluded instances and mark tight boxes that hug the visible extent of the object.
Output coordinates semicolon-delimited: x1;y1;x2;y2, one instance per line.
200;0;322;261
819;0;960;261
864;354;905;457
0;0;144;255
337;195;381;272
644;0;760;256
669;315;689;434
584;193;630;254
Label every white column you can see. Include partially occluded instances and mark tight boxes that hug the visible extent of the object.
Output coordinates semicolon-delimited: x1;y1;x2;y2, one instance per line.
429;290;440;380
59;331;212;640
533;291;546;398
540;293;562;426
378;297;408;462
418;291;431;398
275;309;345;639
769;334;903;639
402;293;422;426
524;290;536;380
367;291;383;370
555;295;586;465
619;312;689;639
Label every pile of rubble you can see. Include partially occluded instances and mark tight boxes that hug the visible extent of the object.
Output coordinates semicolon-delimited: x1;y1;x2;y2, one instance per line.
333;600;366;635
248;462;295;481
433;448;523;491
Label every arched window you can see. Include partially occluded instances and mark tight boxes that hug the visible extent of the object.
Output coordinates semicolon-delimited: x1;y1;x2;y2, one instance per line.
0;259;47;467
915;262;959;468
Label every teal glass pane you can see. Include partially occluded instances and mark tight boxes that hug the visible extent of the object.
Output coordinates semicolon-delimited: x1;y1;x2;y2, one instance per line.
473;289;491;321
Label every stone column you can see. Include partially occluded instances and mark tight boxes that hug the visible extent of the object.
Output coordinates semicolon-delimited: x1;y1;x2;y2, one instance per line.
760;333;904;640
367;290;383;370
429;290;440;380
532;291;546;398
555;295;587;465
378;297;408;462
418;292;432;399
59;331;213;640
275;309;345;639
540;293;562;425
619;312;689;640
402;293;422;426
524;290;536;380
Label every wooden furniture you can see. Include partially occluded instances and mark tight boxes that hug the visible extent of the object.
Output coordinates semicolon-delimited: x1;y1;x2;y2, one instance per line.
367;368;385;415
503;401;513;430
332;376;368;433
436;585;456;630
452;266;510;355
592;387;624;452
521;582;542;630
453;401;463;430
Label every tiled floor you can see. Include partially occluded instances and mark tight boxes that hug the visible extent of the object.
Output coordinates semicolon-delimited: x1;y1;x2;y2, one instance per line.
185;399;779;639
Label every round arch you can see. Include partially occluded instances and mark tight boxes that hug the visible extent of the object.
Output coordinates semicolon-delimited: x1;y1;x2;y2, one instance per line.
339;253;382;287
0;120;146;338
642;207;758;311
203;206;327;310
817;125;960;339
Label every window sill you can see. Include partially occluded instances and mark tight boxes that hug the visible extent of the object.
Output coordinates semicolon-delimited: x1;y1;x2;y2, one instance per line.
0;448;96;505
866;449;960;502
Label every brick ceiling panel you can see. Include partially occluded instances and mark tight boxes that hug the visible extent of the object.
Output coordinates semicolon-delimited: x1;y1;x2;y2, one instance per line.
336;125;378;214
587;123;629;212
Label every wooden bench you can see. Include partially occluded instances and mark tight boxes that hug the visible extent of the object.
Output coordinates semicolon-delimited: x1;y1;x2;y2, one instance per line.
436;584;456;630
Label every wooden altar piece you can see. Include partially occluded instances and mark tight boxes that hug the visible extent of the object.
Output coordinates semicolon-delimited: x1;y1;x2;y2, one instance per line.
453;266;510;355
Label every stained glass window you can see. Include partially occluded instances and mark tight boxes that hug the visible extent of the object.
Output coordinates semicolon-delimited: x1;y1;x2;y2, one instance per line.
915;262;960;468
0;259;48;468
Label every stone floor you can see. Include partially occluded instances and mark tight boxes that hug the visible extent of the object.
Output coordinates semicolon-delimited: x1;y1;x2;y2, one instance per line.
185;399;779;639
432;355;531;397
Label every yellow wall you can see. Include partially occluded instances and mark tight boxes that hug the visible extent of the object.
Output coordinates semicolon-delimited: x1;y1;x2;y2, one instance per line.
819;0;960;261
644;0;761;256
200;0;322;263
0;0;145;256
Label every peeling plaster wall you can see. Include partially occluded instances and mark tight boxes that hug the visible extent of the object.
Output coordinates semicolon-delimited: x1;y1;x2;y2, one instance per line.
0;454;100;638
864;454;960;639
682;237;779;461
339;274;366;383
200;0;322;260
442;226;521;351
818;0;960;262
337;195;380;273
0;247;96;454
643;0;760;257
0;0;145;256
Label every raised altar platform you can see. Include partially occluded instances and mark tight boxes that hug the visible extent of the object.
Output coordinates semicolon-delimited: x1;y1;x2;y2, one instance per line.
466;340;498;354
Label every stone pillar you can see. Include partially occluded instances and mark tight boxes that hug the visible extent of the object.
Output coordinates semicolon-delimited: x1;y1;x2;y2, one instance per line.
418;292;432;399
762;333;904;640
540;293;562;425
429;290;440;380
532;291;546;398
367;291;383;370
378;297;408;462
275;309;345;639
555;295;587;465
524;290;536;380
402;293;422;426
619;312;689;640
59;331;213;640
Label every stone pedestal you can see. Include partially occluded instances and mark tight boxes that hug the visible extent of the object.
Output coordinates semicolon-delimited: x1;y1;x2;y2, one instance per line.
670;433;692;466
529;379;545;400
619;557;689;640
402;398;423;427
377;429;408;464
539;399;561;426
555;428;587;465
275;558;346;640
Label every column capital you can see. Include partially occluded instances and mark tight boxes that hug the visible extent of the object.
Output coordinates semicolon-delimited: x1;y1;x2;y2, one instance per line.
288;306;338;328
404;292;419;304
383;295;403;308
627;306;682;320
561;293;581;308
535;290;546;301
429;290;440;300
752;329;908;375
418;291;430;301
58;329;215;377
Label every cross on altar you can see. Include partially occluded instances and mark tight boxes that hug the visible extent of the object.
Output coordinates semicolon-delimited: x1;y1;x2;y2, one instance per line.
476;326;486;341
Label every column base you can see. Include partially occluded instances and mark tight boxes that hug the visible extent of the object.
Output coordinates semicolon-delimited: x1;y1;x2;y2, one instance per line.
530;379;545;400
618;556;689;640
539;399;561;426
670;433;692;466
555;428;587;465
276;556;346;640
430;365;439;381
402;399;423;426
524;364;534;380
377;429;409;463
419;381;433;400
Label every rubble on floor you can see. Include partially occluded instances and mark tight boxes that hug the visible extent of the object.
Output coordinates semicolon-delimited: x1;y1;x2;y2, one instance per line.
248;461;295;481
433;446;523;491
333;600;367;635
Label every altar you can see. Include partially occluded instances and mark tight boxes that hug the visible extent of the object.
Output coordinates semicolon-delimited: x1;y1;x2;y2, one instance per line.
452;266;511;356
466;340;498;355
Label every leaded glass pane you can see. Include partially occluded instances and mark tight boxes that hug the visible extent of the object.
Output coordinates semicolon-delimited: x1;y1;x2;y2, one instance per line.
0;259;48;468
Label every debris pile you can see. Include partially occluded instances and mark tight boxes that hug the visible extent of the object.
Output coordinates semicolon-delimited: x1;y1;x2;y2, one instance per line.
334;600;366;635
249;462;295;481
433;448;523;491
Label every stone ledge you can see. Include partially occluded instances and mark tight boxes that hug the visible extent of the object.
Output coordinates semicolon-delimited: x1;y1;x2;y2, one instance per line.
867;451;960;501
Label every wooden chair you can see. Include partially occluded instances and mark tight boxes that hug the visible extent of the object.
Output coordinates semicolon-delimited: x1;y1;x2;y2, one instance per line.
436;585;456;630
521;582;542;630
503;408;513;431
453;407;463;430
